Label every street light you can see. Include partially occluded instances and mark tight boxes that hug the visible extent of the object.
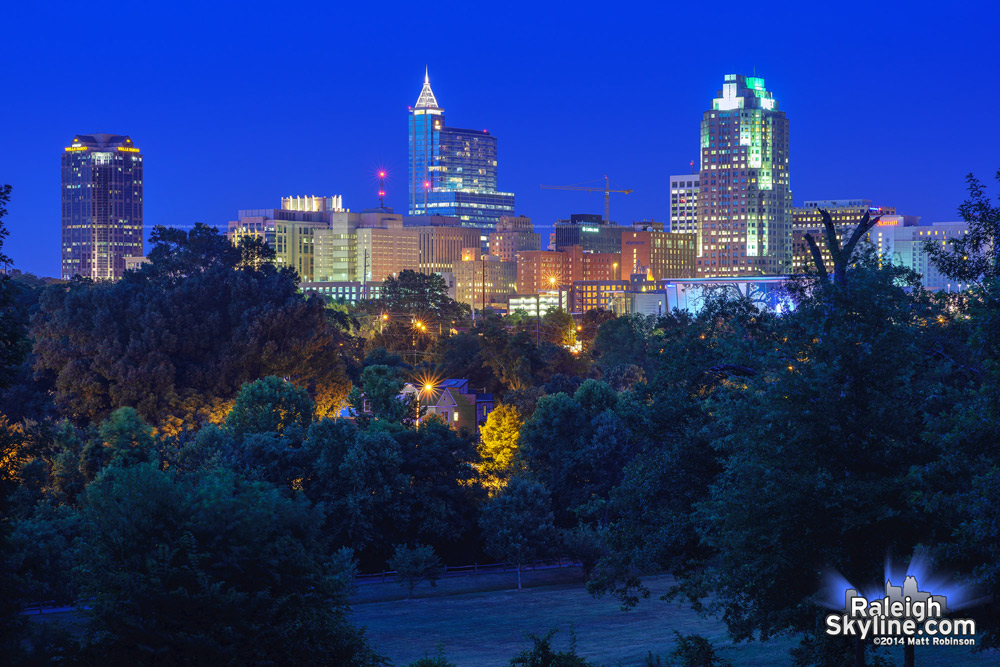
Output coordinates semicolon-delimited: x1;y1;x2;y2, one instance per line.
548;276;562;312
416;380;437;425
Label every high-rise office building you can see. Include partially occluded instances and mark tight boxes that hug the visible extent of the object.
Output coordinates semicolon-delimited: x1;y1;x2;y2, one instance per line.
408;69;515;230
697;75;792;276
61;134;143;280
669;174;699;238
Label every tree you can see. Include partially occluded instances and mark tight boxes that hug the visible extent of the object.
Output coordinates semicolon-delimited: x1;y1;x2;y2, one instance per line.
507;629;597;667
32;225;350;433
226;376;315;438
592;314;655;370
478;404;525;491
0;184;29;392
541;307;575;345
382;270;465;322
392;420;481;547
592;258;954;667
0;414;28;657
347;364;414;427
601;364;646;392
387;543;443;599
75;463;381;665
664;633;732;667
97;407;157;469
924;168;1000;284
802;209;881;286
479;476;557;590
516;384;633;527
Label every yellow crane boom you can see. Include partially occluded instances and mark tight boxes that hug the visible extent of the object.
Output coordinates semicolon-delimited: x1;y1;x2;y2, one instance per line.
540;175;633;223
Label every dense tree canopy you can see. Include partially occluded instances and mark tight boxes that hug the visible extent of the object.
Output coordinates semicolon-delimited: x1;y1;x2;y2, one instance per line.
31;225;351;433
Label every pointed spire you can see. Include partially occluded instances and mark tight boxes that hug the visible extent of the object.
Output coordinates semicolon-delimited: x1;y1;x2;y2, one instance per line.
415;67;439;109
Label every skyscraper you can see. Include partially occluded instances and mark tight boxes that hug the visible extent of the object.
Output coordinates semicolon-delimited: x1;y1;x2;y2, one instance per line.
61;134;143;280
697;75;792;276
669;174;699;238
408;69;515;230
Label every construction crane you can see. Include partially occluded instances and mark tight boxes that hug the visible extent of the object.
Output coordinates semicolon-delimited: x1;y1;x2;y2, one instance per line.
540;175;633;223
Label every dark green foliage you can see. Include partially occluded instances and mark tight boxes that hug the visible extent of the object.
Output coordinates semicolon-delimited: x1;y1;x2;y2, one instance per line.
592;314;655;370
348;364;415;427
516;383;634;527
790;632;889;667
664;633;731;667
391;420;481;544
408;646;457;667
75;463;381;665
601;363;646;392
388;543;443;599
479;476;557;590
31;224;350;432
0;415;28;657
226;375;315;437
924;169;1000;284
508;629;597;667
0;184;30;392
381;270;466;322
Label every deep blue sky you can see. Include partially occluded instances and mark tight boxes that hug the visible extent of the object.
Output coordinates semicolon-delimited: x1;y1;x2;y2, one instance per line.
2;1;998;278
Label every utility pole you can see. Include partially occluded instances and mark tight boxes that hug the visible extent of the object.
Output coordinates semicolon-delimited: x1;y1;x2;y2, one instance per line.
482;254;487;321
362;249;369;300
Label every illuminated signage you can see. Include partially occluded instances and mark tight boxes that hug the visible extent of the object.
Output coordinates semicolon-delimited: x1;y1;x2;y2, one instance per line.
117;147;140;153
65;146;88;152
581;226;599;233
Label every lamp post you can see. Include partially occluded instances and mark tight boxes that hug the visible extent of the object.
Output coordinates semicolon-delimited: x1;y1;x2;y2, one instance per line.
416;382;434;425
549;276;561;312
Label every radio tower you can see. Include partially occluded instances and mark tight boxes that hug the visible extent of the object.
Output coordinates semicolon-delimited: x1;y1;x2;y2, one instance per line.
378;170;386;208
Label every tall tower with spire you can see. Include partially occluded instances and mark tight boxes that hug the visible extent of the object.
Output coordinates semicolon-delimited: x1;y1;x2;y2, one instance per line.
408;69;515;231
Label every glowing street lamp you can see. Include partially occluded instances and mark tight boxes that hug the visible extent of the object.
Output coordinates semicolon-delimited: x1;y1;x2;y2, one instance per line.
415;379;437;425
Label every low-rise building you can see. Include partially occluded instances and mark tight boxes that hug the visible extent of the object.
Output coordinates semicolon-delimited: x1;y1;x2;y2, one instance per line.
402;379;494;432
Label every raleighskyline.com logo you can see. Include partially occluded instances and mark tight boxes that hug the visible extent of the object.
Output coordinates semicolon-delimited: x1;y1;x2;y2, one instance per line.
825;576;976;647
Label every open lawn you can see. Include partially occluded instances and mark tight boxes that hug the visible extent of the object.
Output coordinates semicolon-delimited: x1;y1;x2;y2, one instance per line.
351;570;998;666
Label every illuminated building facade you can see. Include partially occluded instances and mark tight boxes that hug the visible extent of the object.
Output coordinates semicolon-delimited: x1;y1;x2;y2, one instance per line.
621;228;697;280
571;280;630;312
508;290;569;318
489;215;540;261
515;246;621;294
870;221;970;292
669;174;699;238
355;227;420;283
791;200;916;274
228;196;346;281
418;226;483;274
408;69;515;229
299;281;383;303
61;134;143;280
453;252;517;310
698;75;792;277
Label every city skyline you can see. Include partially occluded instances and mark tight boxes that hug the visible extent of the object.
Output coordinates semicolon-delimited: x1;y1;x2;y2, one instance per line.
2;1;998;277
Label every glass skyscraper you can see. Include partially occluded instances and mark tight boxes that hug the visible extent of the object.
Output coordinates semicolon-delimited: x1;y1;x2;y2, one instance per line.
697;75;792;276
61;134;144;280
408;69;515;230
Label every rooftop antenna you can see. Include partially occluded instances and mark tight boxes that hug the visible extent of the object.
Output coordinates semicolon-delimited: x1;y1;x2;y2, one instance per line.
378;170;386;207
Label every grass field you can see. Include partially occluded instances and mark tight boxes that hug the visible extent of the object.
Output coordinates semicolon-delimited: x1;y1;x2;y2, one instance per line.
351;569;998;666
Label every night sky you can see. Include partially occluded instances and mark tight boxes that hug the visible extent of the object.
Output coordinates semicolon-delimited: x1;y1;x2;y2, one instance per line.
2;1;998;278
